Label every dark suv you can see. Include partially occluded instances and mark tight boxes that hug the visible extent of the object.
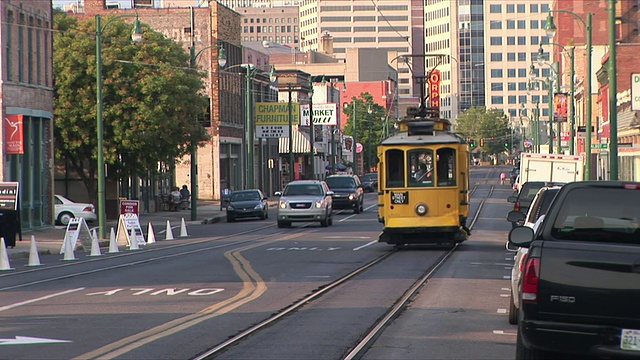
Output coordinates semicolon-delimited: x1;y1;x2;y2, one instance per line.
325;174;364;214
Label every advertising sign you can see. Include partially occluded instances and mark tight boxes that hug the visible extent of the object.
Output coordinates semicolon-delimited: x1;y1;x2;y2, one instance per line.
0;182;19;210
428;70;441;109
119;199;139;216
5;114;24;155
300;103;338;126
553;92;569;122
255;102;300;138
632;73;640;111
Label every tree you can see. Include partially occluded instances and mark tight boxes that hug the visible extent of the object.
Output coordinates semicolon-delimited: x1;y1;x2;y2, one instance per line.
342;93;387;172
53;11;209;205
455;106;510;156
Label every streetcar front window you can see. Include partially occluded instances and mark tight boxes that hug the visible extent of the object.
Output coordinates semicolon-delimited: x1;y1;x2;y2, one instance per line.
385;149;404;187
436;148;457;186
408;149;434;187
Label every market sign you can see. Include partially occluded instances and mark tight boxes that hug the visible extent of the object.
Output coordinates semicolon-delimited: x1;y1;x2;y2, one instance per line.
632;73;640;111
300;103;337;126
255;102;300;138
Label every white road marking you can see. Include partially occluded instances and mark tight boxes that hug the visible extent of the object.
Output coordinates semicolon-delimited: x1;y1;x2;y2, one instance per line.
501;287;510;291
353;241;377;251
500;294;509;297
497;308;507;314
503;275;511;279
0;288;85;312
0;336;72;345
493;330;517;336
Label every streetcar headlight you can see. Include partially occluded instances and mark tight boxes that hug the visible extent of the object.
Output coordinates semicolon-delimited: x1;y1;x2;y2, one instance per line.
415;203;428;216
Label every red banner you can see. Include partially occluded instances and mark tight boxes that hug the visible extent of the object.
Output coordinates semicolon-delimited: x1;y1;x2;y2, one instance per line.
553;93;569;122
5;114;24;154
428;70;441;109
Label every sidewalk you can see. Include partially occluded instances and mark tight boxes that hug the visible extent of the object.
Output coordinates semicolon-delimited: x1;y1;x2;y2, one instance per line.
4;200;230;262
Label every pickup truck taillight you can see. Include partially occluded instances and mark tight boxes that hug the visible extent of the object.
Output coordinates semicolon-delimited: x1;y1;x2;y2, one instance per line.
521;257;540;303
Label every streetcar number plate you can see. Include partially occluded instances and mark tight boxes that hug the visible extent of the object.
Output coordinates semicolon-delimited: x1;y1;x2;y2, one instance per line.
621;329;640;351
391;191;408;204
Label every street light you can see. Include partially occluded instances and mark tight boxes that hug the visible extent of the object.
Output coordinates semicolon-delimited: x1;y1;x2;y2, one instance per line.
545;10;593;176
187;44;227;221
219;61;277;189
544;42;576;155
96;14;143;240
308;79;315;180
536;46;562;154
344;100;357;175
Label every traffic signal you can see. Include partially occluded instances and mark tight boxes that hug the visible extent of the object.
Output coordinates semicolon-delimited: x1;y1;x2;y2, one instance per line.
469;139;475;148
504;141;509;148
480;138;485;147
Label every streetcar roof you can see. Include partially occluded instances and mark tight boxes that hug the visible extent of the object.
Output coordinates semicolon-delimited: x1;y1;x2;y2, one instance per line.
380;131;465;146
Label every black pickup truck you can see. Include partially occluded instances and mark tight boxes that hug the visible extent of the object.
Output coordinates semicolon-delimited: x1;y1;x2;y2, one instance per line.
509;181;640;359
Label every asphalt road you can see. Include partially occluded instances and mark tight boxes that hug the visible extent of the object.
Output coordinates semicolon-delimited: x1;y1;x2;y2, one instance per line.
0;165;518;360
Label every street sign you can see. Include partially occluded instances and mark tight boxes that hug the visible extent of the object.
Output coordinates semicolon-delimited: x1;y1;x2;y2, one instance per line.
119;199;139;216
591;143;608;149
632;73;640;110
356;143;363;154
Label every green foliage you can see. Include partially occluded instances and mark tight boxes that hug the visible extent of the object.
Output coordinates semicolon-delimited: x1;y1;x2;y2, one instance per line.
455;106;511;156
53;12;209;201
342;93;388;171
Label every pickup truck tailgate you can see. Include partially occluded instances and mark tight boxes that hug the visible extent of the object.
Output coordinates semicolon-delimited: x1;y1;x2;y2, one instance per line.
538;241;640;324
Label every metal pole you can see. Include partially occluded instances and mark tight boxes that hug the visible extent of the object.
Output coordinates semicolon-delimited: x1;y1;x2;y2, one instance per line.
245;66;254;189
352;101;357;175
288;84;294;181
330;82;336;175
308;81;315;180
585;12;593;180
548;77;554;154
535;102;541;153
570;47;575;155
96;15;106;240
189;45;198;221
608;0;618;180
555;64;561;155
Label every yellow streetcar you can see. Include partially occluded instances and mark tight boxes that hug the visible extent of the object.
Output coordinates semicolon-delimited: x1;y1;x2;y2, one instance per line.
377;106;470;247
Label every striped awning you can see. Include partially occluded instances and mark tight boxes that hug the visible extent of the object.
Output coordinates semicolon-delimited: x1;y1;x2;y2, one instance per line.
279;128;321;154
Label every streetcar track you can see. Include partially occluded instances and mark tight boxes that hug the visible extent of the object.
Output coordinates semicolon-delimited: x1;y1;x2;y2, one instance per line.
192;175;496;360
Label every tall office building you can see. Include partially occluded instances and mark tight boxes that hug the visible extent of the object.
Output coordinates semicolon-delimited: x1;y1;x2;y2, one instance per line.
298;0;421;100
483;1;554;122
217;0;299;8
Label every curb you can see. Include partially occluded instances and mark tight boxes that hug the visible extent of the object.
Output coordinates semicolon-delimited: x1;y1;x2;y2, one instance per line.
202;213;226;225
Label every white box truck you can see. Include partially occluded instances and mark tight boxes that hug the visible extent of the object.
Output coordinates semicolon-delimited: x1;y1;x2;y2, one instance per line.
518;153;584;186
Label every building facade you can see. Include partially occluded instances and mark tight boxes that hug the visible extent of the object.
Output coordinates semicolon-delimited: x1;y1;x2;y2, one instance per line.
236;6;299;49
1;0;55;229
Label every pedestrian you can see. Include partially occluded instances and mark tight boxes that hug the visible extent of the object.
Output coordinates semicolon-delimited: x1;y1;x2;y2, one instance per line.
180;185;190;210
170;187;182;211
500;172;507;185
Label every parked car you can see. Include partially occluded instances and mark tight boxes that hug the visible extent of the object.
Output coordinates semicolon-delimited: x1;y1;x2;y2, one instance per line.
226;189;269;222
274;180;334;228
505;185;562;325
54;194;97;225
360;172;378;192
509;167;520;185
507;181;562;228
324;174;364;213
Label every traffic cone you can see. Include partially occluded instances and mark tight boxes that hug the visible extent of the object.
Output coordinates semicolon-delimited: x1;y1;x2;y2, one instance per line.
61;236;77;261
179;218;189;238
147;222;156;244
0;238;14;271
108;227;119;253
129;229;140;251
165;220;174;240
26;235;42;267
89;230;103;257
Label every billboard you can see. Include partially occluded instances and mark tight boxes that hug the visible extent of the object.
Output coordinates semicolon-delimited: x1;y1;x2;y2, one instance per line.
428;70;441;109
255;102;300;138
553;92;569;122
300;103;338;126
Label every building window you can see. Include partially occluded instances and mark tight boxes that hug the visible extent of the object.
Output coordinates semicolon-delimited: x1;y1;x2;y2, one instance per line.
542;4;550;12
491;96;504;104
508;69;516;78
508;95;517;104
491;69;503;78
518;36;526;45
517;20;526;29
489;4;501;13
507;53;516;61
507;37;515;45
518;52;527;61
490;53;502;61
530;4;539;12
508;83;516;91
507;4;514;13
491;82;503;91
489;20;502;29
530;20;539;29
507;20;515;29
517;4;525;13
519;95;527;104
518;69;527;78
490;37;502;45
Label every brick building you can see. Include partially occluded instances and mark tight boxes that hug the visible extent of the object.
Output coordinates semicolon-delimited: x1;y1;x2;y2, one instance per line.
0;0;55;229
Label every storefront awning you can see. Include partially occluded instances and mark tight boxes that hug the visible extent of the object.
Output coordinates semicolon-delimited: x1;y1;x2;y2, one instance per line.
279;129;322;154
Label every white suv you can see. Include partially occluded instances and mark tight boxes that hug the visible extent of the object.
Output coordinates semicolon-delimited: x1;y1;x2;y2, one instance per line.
274;180;334;228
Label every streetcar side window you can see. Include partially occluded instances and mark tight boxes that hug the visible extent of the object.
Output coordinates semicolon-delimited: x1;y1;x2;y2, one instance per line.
385;149;404;187
408;149;434;187
436;148;456;187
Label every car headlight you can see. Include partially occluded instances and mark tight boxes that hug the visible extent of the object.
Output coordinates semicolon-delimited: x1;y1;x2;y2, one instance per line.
415;202;429;216
348;194;355;200
254;204;263;210
227;205;235;211
279;200;288;209
315;199;324;208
